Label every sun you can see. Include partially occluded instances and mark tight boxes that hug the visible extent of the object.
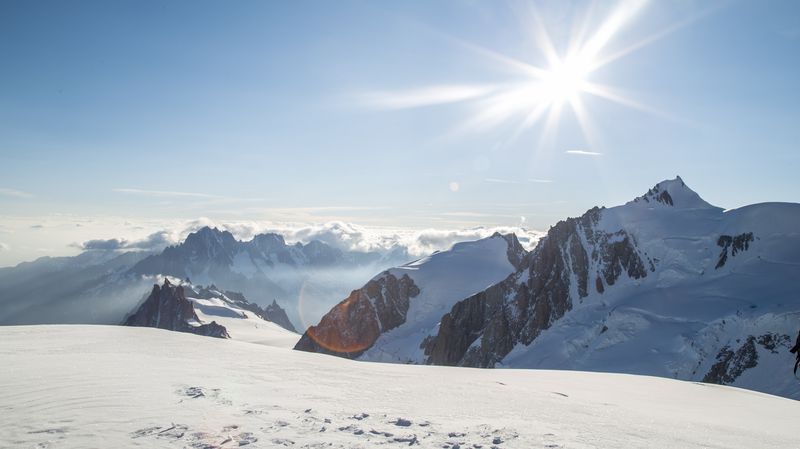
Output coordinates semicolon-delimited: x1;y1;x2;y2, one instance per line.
359;0;689;146
542;54;592;106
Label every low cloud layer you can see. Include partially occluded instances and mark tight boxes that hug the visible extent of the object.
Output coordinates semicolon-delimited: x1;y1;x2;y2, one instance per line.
78;231;176;252
201;220;545;257
76;220;545;259
0;188;33;198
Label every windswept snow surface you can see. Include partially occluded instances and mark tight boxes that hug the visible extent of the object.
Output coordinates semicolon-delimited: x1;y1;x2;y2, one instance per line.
2;326;799;449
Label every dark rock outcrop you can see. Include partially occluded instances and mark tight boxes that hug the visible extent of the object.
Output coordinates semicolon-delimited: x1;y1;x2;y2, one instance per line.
123;279;229;338
715;232;754;269
294;273;420;358
263;299;296;333
499;232;528;271
702;332;792;384
634;181;677;206
703;336;758;384
424;280;512;367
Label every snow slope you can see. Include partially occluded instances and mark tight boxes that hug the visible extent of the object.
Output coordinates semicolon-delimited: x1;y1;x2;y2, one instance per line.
187;291;300;349
1;325;799;449
295;234;524;362
361;234;520;363
499;196;800;398
388;177;800;398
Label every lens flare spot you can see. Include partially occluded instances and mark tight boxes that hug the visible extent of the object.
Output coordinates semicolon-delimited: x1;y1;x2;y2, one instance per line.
303;292;379;355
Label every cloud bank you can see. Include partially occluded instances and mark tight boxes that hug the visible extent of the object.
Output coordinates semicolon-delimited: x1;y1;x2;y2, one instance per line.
76;220;545;259
78;231;176;252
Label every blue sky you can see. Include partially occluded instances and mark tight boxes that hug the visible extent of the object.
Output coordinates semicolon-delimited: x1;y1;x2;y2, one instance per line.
1;0;799;265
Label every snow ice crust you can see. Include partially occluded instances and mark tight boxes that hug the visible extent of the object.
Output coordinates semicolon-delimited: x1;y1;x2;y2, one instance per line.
1;325;798;449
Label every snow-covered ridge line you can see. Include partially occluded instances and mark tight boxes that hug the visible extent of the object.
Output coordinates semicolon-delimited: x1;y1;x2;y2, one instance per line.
295;176;800;400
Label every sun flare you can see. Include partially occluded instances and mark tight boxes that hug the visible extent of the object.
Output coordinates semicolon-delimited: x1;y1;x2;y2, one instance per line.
542;54;592;105
359;0;693;148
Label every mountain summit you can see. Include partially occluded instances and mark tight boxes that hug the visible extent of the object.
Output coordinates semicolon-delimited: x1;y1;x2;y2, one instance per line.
123;279;229;338
295;177;800;399
629;176;719;210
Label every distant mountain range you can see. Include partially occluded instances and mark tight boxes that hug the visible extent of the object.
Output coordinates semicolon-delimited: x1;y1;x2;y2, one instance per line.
296;177;800;399
0;228;410;330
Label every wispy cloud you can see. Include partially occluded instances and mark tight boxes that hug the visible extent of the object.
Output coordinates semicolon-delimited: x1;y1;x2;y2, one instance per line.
484;178;520;184
75;231;174;252
113;188;266;203
565;150;603;156
439;211;497;218
484;178;554;184
0;242;8;251
355;84;498;110
113;188;223;199
0;188;33;198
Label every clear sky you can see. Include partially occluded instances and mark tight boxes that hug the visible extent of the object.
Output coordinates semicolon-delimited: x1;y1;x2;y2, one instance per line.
1;0;799;266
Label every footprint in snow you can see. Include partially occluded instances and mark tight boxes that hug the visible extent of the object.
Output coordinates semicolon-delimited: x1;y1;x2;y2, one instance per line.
393;434;418;445
337;424;364;435
28;427;68;435
369;429;394;437
392;418;412;427
176;385;232;406
130;423;189;441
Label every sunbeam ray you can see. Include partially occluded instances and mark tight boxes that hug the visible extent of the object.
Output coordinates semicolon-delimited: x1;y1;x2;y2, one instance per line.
355;0;709;147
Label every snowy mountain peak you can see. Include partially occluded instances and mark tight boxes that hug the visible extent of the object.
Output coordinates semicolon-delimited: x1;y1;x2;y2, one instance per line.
123;279;230;338
184;226;238;253
295;232;526;362
630;176;719;210
251;233;287;252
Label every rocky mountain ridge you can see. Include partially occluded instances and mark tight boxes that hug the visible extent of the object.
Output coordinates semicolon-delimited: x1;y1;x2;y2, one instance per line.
123;279;229;338
295;177;800;399
295;233;526;361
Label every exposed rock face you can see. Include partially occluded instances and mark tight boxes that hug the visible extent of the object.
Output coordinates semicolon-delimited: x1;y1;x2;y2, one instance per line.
294;273;420;358
263;299;296;333
703;333;792;385
703;336;759;384
634;180;676;206
424;280;511;367
123;279;229;338
715;232;754;269
424;205;651;367
499;232;528;271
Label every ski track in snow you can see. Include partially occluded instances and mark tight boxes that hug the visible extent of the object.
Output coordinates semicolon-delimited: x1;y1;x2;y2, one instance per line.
2;325;799;449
